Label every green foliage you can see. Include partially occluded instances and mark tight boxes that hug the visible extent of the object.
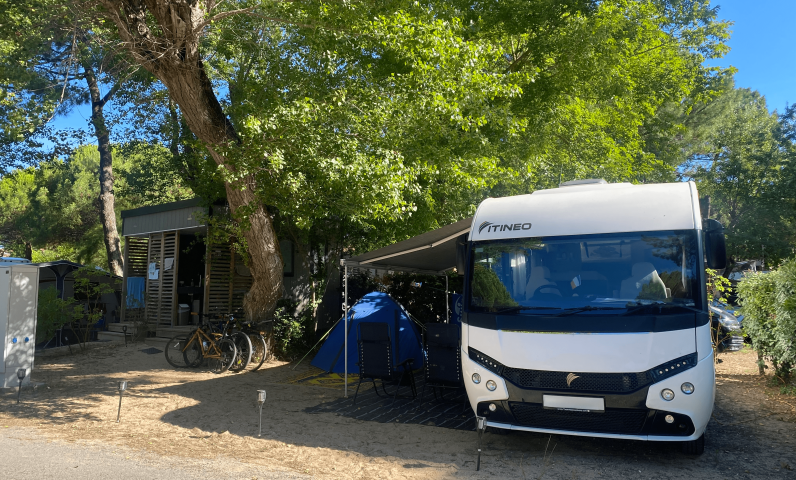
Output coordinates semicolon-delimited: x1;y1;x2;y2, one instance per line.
71;266;119;351
201;0;733;260
706;268;731;305
271;299;316;359
737;260;796;382
471;264;517;310
36;287;78;342
0;144;193;267
682;88;796;268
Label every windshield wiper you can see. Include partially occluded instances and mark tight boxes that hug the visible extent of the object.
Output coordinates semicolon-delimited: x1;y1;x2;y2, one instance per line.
555;306;626;317
493;306;561;315
621;302;702;316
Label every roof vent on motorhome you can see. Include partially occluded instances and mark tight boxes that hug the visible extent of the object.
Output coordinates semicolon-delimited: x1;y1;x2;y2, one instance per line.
559;178;608;187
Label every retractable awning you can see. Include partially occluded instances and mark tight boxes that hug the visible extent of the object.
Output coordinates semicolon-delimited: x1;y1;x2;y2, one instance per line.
343;217;472;275
338;216;472;398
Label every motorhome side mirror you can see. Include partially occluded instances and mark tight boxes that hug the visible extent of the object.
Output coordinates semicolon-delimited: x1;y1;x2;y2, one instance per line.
704;219;727;270
455;233;469;275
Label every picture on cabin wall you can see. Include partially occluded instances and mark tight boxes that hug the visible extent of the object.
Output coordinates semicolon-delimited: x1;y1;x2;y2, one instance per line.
148;262;159;280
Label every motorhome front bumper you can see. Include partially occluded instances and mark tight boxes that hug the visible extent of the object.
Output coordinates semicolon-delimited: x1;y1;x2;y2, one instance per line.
462;347;714;441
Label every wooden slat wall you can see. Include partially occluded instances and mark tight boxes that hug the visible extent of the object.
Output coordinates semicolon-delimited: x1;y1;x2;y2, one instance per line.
121;236;150;322
145;231;179;329
204;242;253;316
231;250;252;313
127;237;149;277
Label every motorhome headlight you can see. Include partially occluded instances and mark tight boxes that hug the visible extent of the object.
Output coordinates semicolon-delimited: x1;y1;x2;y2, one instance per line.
661;388;675;401
468;348;505;376
486;380;497;391
488;403;497;412
711;306;741;331
665;414;675;424
681;382;695;395
472;373;481;384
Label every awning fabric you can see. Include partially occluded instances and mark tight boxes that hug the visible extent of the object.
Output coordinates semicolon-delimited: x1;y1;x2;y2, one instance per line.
344;217;472;275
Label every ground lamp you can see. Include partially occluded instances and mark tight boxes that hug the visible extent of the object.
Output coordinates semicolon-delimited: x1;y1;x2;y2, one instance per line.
16;368;26;404
475;416;487;471
257;389;267;437
116;381;128;423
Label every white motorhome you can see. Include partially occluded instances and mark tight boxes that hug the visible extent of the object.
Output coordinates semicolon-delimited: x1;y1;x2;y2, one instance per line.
460;180;725;454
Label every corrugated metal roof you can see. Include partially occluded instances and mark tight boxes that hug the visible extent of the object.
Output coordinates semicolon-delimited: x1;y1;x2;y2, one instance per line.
122;205;207;237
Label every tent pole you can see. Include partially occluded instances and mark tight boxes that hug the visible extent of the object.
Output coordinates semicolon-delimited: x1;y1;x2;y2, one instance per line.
344;263;349;398
445;274;449;323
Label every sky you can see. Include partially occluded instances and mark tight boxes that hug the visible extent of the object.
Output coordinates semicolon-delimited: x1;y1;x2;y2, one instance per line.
49;0;796;137
710;0;796;113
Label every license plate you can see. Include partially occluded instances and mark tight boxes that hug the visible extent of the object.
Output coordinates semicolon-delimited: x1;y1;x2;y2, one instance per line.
543;395;605;413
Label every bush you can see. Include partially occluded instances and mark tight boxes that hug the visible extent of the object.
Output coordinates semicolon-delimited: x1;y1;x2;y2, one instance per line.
271;298;316;359
737;259;796;382
36;287;79;342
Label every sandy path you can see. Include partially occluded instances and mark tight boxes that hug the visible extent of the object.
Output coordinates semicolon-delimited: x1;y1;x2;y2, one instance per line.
1;343;794;479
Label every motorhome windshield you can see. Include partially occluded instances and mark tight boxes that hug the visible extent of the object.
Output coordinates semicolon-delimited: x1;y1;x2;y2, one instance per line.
468;230;701;314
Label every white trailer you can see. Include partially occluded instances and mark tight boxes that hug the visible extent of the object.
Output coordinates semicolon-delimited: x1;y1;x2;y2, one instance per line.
0;260;40;388
460;180;725;455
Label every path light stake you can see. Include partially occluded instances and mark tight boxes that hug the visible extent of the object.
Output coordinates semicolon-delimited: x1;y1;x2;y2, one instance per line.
476;416;487;471
16;368;26;404
257;389;266;437
116;381;128;423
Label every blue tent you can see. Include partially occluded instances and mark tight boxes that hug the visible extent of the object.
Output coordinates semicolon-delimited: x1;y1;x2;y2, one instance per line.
311;292;424;373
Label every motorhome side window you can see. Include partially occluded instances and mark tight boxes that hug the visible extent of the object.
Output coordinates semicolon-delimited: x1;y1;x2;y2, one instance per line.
468;230;700;313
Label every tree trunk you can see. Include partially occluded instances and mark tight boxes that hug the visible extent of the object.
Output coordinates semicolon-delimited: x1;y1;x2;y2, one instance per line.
98;1;284;320
83;63;124;277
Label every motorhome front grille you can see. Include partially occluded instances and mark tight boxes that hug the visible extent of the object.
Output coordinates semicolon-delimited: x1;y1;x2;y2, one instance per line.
502;368;653;393
509;403;648;434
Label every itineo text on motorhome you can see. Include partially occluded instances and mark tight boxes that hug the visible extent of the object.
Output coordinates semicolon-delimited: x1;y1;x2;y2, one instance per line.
459;180;726;455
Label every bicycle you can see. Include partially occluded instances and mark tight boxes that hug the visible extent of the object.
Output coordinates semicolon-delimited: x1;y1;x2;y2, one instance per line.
224;309;269;372
238;319;271;372
164;314;237;373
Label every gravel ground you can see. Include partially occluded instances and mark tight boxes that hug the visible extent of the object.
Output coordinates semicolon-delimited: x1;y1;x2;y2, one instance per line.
1;427;311;480
0;343;794;479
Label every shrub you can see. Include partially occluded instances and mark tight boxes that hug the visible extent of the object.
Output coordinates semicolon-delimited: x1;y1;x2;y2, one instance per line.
271;298;316;359
737;259;796;382
36;287;79;343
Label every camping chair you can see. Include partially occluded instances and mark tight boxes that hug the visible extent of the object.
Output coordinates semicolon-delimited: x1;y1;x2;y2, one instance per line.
353;322;417;406
418;322;466;412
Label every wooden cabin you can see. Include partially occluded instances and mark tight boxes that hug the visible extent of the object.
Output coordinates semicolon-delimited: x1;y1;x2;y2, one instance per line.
118;199;297;338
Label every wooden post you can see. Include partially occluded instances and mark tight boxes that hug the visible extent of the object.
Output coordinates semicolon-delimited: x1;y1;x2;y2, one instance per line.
121;238;129;323
203;239;211;318
170;232;180;326
158;233;165;331
144;233;152;328
228;245;235;311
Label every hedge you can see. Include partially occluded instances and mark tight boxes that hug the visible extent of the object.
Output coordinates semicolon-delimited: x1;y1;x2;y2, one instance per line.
737;259;796;381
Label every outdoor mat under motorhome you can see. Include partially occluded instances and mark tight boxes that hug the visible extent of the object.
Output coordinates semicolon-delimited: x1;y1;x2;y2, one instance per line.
304;377;475;431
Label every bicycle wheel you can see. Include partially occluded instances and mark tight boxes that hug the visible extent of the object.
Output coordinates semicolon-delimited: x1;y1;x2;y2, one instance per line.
182;333;202;367
230;332;252;372
208;338;237;374
165;334;194;368
249;333;268;372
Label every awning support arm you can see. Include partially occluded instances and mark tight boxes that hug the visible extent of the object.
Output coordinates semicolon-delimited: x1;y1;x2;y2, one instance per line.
343;263;349;398
445;275;449;323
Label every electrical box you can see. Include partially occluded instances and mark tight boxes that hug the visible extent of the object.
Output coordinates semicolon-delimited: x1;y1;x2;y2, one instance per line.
0;263;39;388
